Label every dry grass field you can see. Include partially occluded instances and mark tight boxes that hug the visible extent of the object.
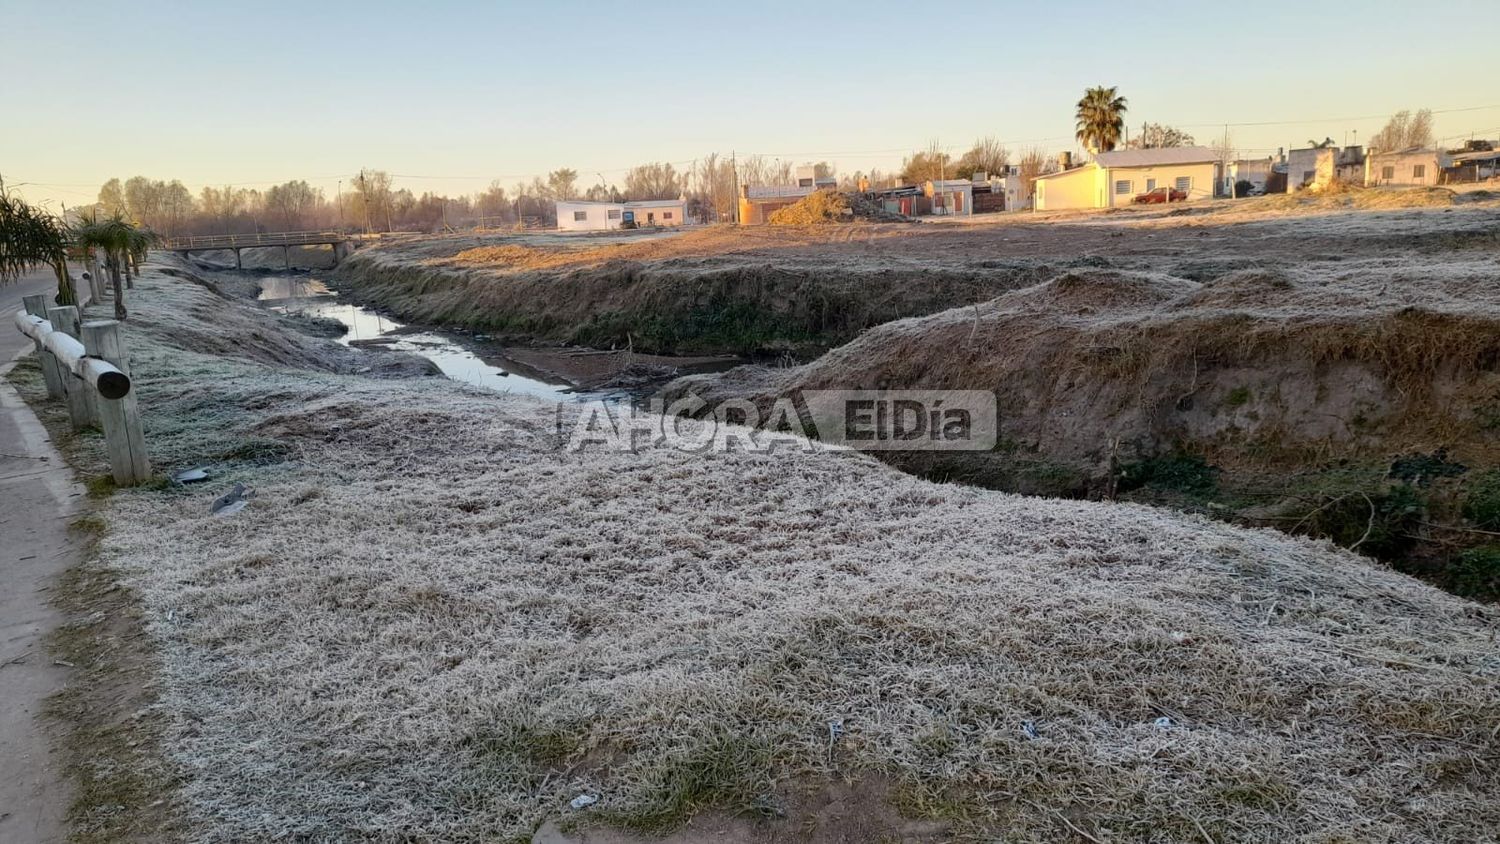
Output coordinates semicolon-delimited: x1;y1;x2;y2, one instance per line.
13;259;1500;843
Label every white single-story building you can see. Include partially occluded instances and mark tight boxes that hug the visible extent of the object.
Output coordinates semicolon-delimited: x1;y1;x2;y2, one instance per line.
1286;146;1338;192
1033;147;1218;211
1364;148;1451;187
1223;158;1275;196
556;199;687;231
924;179;974;216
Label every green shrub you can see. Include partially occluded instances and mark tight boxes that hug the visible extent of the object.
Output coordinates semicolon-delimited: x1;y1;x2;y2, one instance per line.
1450;546;1500;601
1118;452;1217;496
1462;471;1500;530
1224;386;1252;408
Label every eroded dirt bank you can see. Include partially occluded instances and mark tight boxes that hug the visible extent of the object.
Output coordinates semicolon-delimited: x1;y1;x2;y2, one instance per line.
332;190;1499;359
669;200;1500;598
332;227;1080;356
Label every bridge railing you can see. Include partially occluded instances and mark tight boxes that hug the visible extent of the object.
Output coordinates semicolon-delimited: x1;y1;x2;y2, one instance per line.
160;230;368;250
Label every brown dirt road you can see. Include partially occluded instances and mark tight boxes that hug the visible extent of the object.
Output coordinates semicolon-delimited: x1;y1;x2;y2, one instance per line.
0;268;84;844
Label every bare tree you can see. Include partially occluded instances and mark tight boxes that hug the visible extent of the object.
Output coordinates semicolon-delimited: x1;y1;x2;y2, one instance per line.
1369;109;1434;152
1210;130;1237;164
265;180;322;231
623;163;683;200
693;153;737;222
952;136;1010;179
547;169;580;201
1017;147;1050;202
352;169;394;232
900;141;952;184
97;178;126;216
1126;123;1195;149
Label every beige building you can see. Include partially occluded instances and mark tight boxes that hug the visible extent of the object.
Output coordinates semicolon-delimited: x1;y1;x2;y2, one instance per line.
1286;146;1338;192
1365;148;1451;187
1033;147;1218;210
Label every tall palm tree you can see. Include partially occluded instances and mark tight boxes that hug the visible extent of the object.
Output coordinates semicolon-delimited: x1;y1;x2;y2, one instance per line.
1075;86;1129;155
0;194;79;307
73;216;135;320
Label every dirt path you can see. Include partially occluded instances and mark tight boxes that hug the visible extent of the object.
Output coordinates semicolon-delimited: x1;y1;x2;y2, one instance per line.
0;269;84;844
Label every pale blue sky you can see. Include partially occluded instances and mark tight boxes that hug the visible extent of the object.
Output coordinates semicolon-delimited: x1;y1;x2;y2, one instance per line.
4;0;1498;208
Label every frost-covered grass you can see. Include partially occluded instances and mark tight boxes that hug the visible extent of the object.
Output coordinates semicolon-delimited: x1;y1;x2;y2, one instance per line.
75;270;1500;842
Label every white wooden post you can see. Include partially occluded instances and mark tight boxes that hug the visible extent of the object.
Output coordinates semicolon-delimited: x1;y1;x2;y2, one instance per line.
81;320;150;485
22;294;65;399
47;306;93;431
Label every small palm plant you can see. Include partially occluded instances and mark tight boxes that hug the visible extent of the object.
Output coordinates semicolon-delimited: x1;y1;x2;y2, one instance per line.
0;194;79;307
73;216;136;320
125;226;159;288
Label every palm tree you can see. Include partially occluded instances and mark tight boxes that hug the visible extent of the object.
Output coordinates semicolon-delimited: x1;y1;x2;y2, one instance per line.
125;226;159;288
1075;86;1129;155
73;216;135;320
0;194;79;307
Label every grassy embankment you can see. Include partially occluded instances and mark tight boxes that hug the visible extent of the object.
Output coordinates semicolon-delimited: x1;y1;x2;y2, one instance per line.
330;227;1062;356
8;261;1500;842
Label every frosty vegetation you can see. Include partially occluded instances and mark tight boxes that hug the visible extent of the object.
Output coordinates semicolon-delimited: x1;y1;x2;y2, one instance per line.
36;266;1499;842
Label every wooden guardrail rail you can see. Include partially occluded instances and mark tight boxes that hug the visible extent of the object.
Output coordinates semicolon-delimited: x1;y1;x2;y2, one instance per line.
14;294;149;485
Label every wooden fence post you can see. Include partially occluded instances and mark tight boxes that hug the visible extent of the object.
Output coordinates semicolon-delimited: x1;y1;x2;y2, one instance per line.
21;294;65;399
81;320;150;485
47;306;93;431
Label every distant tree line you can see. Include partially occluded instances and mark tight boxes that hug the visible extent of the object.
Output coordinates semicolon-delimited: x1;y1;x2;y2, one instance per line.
74;90;1444;236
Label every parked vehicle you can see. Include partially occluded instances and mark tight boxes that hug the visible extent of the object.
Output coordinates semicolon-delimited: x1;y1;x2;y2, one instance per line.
1133;187;1188;204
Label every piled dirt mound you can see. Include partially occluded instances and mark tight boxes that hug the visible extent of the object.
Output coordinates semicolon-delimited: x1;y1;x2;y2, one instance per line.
1016;268;1197;311
767;190;851;225
766;190;911;225
29;276;1500;843
844;191;912;222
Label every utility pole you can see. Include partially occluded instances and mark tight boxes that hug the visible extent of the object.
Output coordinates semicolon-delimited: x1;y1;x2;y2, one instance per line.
730;150;738;224
357;170;372;235
1222;124;1230;196
337;180;344;232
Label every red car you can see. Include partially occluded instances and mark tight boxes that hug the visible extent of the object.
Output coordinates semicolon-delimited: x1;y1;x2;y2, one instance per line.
1133;187;1188;204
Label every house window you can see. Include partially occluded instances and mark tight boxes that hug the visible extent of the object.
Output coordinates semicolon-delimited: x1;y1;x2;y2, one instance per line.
607;209;621;219
1174;176;1192;193
1114;180;1132;195
1146;178;1157;192
663;211;673;220
1412;164;1426;179
1381;165;1395;180
573;210;587;221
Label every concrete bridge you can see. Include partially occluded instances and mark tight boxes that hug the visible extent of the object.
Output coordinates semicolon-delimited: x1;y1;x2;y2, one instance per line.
159;231;369;270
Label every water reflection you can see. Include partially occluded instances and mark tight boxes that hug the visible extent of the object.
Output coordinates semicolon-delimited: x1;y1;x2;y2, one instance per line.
257;276;584;401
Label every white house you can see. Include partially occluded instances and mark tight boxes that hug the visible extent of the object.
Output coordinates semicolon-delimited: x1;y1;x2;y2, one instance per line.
1364;148;1452;187
924;179;974;216
1033;147;1218;211
1224;158;1275;196
556;199;687;232
1285;146;1338;192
